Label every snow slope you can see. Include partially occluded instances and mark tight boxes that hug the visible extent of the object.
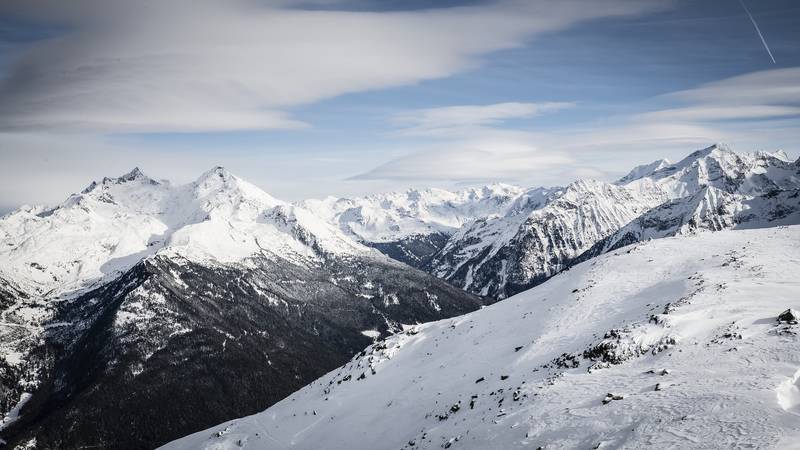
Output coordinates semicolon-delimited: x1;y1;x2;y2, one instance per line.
615;158;671;185
162;225;800;450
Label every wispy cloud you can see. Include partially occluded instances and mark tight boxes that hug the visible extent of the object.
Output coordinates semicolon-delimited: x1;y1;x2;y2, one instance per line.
536;68;800;158
540;68;800;164
392;102;574;136
353;67;800;186
634;105;800;122
353;100;575;182
352;136;574;182
665;67;800;105
0;0;668;133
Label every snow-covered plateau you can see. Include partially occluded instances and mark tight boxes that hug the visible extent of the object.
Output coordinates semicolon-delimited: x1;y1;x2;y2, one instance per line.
163;225;800;450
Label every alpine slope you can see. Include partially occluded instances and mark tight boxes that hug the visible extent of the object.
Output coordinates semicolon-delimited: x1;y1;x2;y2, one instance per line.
163;225;800;450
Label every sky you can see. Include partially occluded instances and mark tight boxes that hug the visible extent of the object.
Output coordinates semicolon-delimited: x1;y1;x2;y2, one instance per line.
0;0;799;212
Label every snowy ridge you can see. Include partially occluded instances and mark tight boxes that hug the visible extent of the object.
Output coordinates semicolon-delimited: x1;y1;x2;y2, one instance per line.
583;186;800;258
0;167;376;297
615;158;671;184
1;143;798;448
162;225;800;450
300;183;523;243
426;179;666;298
423;144;800;298
623;144;798;199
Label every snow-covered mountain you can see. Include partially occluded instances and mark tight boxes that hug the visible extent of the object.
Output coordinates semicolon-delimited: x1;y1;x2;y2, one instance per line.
621;145;797;198
0;169;487;449
294;144;799;301
299;184;523;268
576;146;800;261
417;145;799;299
581;186;800;260
425;179;665;298
162;225;800;450
2;144;799;449
0;166;370;297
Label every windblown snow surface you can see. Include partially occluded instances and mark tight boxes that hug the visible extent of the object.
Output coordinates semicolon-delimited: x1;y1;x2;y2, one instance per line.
163;225;800;450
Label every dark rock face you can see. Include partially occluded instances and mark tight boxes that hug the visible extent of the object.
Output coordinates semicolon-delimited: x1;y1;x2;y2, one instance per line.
366;232;449;269
1;255;486;449
778;309;799;324
0;277;28;311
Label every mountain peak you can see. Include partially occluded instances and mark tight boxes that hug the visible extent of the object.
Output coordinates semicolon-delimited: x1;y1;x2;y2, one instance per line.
111;167;158;185
662;143;745;178
81;167;157;193
754;149;791;162
192;166;282;217
119;167;146;182
689;142;734;159
198;166;234;181
616;158;671;184
475;182;522;197
194;166;242;191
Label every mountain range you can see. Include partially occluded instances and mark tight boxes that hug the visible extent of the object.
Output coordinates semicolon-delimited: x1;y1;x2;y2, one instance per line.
309;144;800;299
0;143;798;449
0;167;486;448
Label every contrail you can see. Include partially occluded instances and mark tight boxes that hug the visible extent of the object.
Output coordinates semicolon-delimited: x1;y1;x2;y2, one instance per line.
738;0;776;64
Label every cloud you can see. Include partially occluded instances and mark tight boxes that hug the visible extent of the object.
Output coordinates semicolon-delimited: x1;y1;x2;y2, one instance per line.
635;105;800;122
666;67;800;106
619;67;800;145
540;68;800;169
392;102;574;136
543;69;800;158
353;101;576;182
352;136;574;182
0;0;667;132
353;67;800;186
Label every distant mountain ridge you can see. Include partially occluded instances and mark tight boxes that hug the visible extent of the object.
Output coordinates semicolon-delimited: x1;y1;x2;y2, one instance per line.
312;144;799;299
299;183;523;268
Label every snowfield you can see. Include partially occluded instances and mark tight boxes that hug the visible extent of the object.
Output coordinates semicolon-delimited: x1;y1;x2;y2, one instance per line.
162;225;800;450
